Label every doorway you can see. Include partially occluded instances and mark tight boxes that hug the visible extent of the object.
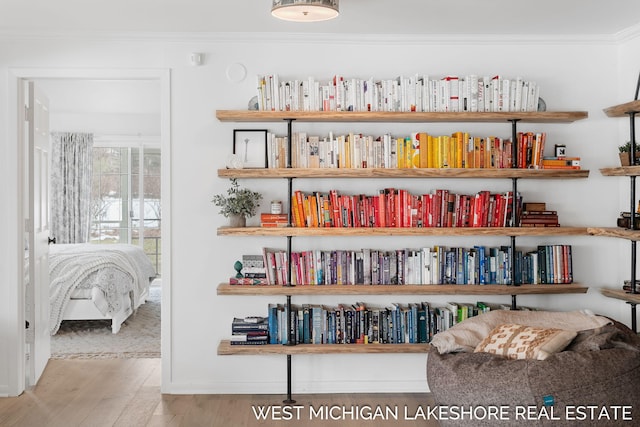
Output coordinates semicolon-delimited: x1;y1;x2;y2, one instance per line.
10;68;171;395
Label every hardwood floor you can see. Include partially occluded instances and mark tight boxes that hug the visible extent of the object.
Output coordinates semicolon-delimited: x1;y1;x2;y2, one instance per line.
0;359;438;427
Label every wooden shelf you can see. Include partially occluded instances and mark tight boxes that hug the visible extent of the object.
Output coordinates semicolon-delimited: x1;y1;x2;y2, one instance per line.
218;168;589;180
587;227;640;241
218;226;590;237
601;288;640;305
218;283;588;296
603;101;640;118
600;166;640;177
218;340;431;355
216;110;588;124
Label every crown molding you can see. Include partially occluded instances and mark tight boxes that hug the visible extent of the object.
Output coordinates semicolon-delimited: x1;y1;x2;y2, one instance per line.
614;22;640;44
0;30;630;45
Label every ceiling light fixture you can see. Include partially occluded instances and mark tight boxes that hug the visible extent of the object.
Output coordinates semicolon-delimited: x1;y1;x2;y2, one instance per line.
271;0;339;22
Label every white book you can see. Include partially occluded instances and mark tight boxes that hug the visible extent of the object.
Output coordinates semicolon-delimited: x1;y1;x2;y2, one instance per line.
521;81;529;112
272;74;280;111
501;78;510;112
483;77;491;112
334;75;344;111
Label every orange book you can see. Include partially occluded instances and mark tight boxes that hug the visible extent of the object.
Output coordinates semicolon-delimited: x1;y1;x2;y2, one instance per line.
473;137;481;169
291;192;302;227
309;194;319;227
295;190;306;227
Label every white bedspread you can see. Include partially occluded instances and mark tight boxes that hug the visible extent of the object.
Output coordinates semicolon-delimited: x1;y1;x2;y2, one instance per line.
49;244;156;335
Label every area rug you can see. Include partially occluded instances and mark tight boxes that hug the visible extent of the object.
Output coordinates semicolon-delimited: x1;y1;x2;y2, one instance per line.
50;283;161;359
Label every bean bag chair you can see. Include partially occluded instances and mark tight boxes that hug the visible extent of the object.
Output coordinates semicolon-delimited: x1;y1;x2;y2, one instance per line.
426;310;640;426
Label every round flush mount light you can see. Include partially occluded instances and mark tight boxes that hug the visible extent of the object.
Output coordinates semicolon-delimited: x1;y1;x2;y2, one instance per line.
271;0;339;22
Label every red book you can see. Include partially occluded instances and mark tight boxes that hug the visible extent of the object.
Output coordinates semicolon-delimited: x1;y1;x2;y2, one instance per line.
377;191;386;227
433;189;443;227
329;190;341;228
472;192;482;227
385;188;396;227
422;194;432;227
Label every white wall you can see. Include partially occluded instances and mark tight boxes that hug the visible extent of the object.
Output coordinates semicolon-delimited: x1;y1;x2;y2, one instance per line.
0;31;637;395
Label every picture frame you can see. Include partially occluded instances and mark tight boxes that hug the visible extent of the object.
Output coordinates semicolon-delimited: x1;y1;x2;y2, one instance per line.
233;129;268;168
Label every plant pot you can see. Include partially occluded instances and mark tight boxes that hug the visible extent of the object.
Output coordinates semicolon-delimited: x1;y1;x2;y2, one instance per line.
619;152;640;166
229;215;246;228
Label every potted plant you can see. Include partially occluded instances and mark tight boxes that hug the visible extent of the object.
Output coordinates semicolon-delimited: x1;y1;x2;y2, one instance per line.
619;141;640;166
212;179;263;227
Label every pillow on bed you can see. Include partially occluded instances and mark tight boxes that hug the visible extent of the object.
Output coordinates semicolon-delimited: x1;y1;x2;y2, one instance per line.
474;323;577;360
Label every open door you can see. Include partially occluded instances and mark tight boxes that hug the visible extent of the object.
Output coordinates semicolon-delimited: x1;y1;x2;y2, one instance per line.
25;81;51;386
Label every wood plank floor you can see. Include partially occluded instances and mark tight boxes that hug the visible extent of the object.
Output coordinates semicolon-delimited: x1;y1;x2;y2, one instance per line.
0;359;439;427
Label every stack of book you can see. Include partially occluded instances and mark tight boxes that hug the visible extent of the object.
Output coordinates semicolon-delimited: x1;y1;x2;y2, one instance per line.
519;202;559;227
541;156;581;170
617;212;640;229
260;213;289;227
229;255;269;285
230;316;269;345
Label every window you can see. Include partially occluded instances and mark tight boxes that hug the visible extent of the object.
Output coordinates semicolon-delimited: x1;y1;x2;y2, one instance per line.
90;142;161;274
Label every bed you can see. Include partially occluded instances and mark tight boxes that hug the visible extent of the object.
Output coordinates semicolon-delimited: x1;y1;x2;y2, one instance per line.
49;243;157;335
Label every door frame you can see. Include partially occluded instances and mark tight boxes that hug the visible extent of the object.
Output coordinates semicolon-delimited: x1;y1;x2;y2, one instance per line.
7;68;172;396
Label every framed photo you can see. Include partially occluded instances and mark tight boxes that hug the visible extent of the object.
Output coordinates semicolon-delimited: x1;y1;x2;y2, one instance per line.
554;144;566;158
233;129;268;168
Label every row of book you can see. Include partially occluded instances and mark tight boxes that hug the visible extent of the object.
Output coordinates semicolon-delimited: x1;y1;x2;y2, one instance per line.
248;244;573;287
289;188;523;229
264;301;532;346
268;131;550;170
257;74;541;113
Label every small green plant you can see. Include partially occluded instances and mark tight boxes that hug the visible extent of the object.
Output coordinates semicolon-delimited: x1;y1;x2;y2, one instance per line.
212;179;262;218
619;141;640;153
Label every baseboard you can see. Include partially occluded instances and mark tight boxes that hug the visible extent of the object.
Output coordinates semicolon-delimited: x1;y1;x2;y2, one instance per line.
162;379;429;395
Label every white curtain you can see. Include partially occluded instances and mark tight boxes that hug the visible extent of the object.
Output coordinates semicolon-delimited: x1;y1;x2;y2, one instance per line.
50;132;94;243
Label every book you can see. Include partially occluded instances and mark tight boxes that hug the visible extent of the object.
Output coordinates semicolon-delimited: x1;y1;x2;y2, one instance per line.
229;277;269;285
241;254;267;278
232;317;269;334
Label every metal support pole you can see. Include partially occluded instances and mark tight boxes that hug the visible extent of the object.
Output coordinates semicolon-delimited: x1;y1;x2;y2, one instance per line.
630;113;638;294
627;302;637;333
283;119;296;404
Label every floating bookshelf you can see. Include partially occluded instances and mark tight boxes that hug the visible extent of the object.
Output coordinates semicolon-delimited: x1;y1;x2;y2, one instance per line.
218;341;431;355
218;226;590;237
218;168;589;180
603;100;640;118
600;288;640;305
587;227;640;241
216;110;588;124
217;283;588;296
600;166;640;177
